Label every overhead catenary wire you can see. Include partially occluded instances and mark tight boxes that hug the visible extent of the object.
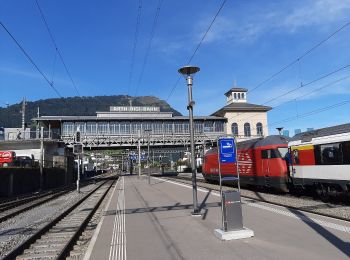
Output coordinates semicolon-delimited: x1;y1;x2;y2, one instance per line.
236;72;350;124
134;0;164;96
249;20;350;94
35;0;80;96
166;0;228;101
127;0;143;95
0;20;63;98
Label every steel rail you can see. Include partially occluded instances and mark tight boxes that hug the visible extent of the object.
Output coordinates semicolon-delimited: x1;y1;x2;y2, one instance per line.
2;177;116;259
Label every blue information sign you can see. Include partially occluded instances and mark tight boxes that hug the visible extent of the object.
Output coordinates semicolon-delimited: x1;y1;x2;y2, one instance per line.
219;138;236;163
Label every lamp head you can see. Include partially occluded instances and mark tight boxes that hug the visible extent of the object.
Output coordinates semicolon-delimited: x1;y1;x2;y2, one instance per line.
178;66;200;76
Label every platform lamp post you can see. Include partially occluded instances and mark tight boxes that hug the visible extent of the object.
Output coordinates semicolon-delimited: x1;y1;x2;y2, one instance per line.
178;65;201;216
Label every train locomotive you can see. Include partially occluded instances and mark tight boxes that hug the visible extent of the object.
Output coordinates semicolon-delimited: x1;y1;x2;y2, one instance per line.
202;123;350;197
202;135;290;192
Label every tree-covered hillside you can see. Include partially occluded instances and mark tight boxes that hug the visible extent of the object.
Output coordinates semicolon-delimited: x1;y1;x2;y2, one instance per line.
0;95;182;128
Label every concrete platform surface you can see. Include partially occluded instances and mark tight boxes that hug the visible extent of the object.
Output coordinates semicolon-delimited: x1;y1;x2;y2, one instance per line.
85;175;350;260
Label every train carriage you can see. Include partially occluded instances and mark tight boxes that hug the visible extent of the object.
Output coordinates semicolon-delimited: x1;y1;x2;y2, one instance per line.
289;123;350;196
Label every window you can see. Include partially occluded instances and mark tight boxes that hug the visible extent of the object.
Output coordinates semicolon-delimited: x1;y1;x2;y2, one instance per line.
214;121;224;132
238;93;241;99
231;123;238;136
234;93;237;99
204;121;214;132
153;123;163;134
256;122;263;136
194;122;203;133
164;122;173;134
86;122;97;135
62;122;74;135
183;123;189;133
342;141;350;164
98;122;108;134
74;122;85;134
242;93;245;99
261;149;284;159
244;123;251;137
320;143;341;164
174;123;183;133
130;122;141;134
120;122;130;134
109;122;119;134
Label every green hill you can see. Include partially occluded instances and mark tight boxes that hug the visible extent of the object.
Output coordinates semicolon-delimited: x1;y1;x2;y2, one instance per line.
0;95;182;128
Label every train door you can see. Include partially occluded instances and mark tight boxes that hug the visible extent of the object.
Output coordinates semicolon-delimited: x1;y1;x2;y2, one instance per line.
261;149;270;186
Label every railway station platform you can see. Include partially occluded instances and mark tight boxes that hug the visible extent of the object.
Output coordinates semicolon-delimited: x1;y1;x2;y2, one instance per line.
84;174;350;260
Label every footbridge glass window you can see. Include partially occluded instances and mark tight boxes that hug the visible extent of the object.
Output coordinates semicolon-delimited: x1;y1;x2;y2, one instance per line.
164;122;173;134
86;122;97;135
62;122;74;135
153;123;163;134
256;122;263;136
131;122;141;134
215;121;224;132
244;123;251;137
183;123;190;133
109;122;120;135
75;122;85;134
98;122;109;134
195;122;203;134
204;121;214;132
120;122;130;134
231;123;238;136
174;123;183;134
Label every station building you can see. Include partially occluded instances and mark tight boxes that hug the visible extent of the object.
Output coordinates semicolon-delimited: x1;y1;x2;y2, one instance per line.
33;106;226;148
212;87;272;142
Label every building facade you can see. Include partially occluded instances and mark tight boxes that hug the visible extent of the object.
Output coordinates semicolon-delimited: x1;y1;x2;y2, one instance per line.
212;88;272;142
33;106;226;148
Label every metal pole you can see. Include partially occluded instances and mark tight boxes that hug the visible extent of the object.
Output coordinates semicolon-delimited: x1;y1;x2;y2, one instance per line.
187;75;200;214
77;154;80;192
138;130;141;177
40;127;44;190
217;139;224;230
235;136;241;191
147;131;151;184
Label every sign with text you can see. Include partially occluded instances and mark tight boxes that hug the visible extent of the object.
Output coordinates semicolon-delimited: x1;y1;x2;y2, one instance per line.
219;138;236;163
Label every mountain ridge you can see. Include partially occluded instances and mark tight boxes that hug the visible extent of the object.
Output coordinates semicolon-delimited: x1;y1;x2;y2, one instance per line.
0;95;182;128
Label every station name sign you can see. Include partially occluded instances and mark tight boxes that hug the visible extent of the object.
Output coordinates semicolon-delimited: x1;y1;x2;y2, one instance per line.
110;106;160;112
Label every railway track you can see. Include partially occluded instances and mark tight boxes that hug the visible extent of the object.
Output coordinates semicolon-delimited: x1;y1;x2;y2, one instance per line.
0;174;114;224
160;175;350;222
2;177;116;259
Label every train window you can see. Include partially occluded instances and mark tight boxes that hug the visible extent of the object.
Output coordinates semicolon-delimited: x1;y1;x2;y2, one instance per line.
292;149;299;164
261;150;268;159
320;143;341;165
341;141;350;164
277;147;288;158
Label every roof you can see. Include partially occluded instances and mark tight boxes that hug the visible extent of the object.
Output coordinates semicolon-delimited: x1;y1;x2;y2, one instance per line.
32;115;226;122
211;102;272;116
224;87;248;96
290;123;350;142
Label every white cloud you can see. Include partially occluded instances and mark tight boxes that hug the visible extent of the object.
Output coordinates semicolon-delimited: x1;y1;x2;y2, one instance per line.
194;0;350;45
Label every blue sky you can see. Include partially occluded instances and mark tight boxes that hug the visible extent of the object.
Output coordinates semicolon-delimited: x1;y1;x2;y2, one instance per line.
1;0;350;135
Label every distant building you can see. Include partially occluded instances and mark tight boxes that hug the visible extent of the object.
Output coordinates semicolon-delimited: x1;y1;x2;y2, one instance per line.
307;128;314;132
294;129;302;135
211;87;272;142
282;130;290;137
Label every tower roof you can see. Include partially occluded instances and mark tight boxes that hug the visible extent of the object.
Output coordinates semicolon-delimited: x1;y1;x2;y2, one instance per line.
224;87;248;96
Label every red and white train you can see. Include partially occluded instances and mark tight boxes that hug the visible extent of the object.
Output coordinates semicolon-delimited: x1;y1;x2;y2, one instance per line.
202;123;350;196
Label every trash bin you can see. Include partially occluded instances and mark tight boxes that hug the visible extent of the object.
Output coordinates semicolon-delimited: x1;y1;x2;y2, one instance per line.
222;191;243;231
